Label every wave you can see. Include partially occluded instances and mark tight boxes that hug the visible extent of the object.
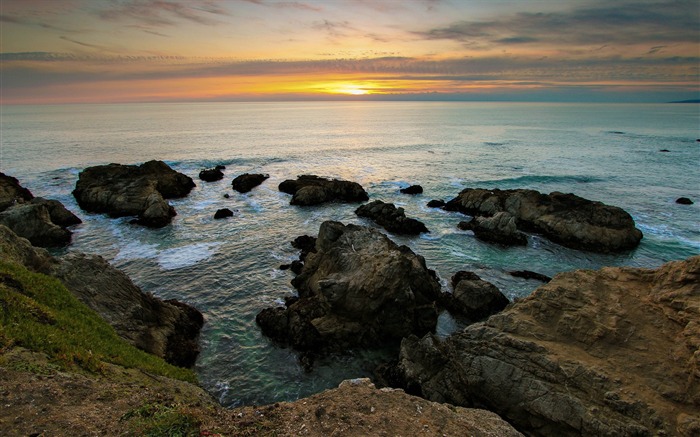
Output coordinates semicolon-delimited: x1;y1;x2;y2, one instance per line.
472;174;609;187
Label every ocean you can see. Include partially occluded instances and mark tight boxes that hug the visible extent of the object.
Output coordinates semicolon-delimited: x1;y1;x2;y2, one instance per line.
1;101;698;407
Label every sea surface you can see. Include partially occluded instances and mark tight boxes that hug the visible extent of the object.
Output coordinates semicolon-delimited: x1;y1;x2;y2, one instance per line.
1;101;698;407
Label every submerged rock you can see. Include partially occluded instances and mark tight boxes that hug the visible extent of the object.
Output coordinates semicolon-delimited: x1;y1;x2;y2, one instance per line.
355;200;429;235
214;208;234;219
445;188;642;253
458;211;527;246
278;175;369;206
199;168;224;182
676;197;694;205
231;173;269;193
392;257;700;436
508;270;552;282
257;221;441;354
427;199;445;208
73;160;195;228
400;185;423;195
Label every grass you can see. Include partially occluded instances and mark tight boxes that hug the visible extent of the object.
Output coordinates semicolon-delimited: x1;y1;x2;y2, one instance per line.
0;258;196;382
121;403;202;436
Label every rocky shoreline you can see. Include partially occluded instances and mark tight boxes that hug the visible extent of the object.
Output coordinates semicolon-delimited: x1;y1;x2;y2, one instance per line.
1;162;697;436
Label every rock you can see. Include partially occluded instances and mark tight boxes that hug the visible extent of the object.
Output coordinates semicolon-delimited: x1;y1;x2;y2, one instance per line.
0;172;34;211
257;221;441;353
72;160;195;228
0;225;203;368
215;164;226;170
199;168;224;182
441;271;509;321
278;175;369;206
427;199;445;208
392;257;700;436
659;149;671;152
676;197;694;205
355;200;429;235
231;173;269;193
0;202;72;247
214;208;234;219
400;185;423;195
458;212;527;246
508;270;552;282
445;188;642;253
291;235;317;261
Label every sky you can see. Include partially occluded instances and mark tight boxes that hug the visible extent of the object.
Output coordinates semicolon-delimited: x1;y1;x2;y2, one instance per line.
0;0;698;104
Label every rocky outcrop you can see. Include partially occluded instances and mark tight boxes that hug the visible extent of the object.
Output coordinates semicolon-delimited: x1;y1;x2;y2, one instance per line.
199;168;224;182
278;175;369;206
445;188;643;252
214;208;234;219
676;197;694;205
392;257;700;436
458;211;527;246
355;200;429;235
72;160;195;228
257;221;441;356
0;173;81;247
231;173;269;193
400;185;423;195
440;271;509;322
0;225;203;368
427;199;445;208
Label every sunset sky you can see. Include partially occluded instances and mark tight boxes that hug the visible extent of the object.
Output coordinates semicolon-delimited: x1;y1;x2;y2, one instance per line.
1;0;698;104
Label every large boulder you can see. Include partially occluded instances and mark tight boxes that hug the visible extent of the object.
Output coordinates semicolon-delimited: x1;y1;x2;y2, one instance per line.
392;257;700;436
440;271;509;322
257;221;441;354
0;172;34;211
199;168;224;182
458;211;527;246
231;173;269;193
278;175;369;206
72;160;195;228
0;225;203;368
355;200;429;235
445;188;642;252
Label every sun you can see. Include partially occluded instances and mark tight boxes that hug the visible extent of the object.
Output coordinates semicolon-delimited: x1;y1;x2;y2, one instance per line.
330;83;371;95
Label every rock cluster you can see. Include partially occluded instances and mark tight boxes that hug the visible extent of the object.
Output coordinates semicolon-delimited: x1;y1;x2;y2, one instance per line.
0;173;81;247
278;175;369;206
0;225;203;368
231;173;269;193
257;221;441;355
445;188;643;252
458;211;527;246
355;200;429;235
73;160;195;228
391;257;700;436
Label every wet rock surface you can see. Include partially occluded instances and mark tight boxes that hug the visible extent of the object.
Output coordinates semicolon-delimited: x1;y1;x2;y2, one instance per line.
278;175;369;206
458;211;527;246
231;173;269;193
440;271;509;322
198;167;224;182
355;200;429;235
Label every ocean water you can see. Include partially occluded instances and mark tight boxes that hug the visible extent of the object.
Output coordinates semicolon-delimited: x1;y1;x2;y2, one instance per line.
1;101;698;406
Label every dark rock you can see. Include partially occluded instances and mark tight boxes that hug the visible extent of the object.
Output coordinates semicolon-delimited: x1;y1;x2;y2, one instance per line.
278;175;369;206
72;160;195;228
355;200;429;235
0;202;72;247
291;235;317;261
441;271;509;321
508;270;552;282
427;199;445;208
0;172;34;211
659;149;671;152
257;221;441;353
445;188;642;253
676;197;694;205
400;185;423;195
199;168;224;182
215;165;226;171
392;257;700;436
32;198;82;227
223;193;230;199
458;212;527;246
289;260;304;275
280;263;291;270
214;208;234;219
231;173;269;193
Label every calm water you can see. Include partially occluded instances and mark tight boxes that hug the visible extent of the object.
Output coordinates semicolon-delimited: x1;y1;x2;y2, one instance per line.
1;102;698;406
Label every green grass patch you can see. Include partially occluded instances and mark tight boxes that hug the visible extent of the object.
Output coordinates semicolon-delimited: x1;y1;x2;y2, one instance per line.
121;403;201;437
0;259;196;382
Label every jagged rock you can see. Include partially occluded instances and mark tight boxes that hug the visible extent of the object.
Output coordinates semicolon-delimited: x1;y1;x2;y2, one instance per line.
509;270;552;282
393;257;700;436
355;200;429;235
427;199;445;208
73;160;195;228
0;226;203;368
291;235;317;261
214;208;234;219
676;197;694;205
458;212;527;246
231;173;269;193
278;175;369;206
0;172;34;211
199;168;224;182
445;188;642;253
440;271;509;321
400;185;423;195
257;221;441;354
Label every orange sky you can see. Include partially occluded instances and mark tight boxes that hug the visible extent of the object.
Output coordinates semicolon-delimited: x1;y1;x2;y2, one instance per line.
1;0;698;103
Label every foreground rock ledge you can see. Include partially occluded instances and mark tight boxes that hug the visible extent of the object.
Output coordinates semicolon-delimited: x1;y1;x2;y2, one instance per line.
72;160;195;228
445;188;643;253
257;221;441;354
393;256;700;436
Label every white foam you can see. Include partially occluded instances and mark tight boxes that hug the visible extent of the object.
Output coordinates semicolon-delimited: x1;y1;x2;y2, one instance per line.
158;242;222;270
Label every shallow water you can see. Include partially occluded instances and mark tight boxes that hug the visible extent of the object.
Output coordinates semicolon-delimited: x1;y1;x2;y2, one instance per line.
1;101;698;406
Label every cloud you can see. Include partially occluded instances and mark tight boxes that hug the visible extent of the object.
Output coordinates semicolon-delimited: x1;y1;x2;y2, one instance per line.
98;0;230;27
240;0;323;12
